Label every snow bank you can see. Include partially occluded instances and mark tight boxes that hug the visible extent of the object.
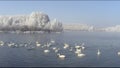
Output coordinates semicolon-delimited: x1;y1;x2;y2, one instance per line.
0;12;63;32
63;24;94;31
104;25;120;32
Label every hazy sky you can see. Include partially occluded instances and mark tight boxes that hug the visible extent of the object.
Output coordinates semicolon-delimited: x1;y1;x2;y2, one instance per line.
0;1;120;27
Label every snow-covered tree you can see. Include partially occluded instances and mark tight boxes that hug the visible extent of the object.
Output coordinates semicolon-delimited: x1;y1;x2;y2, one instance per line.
0;12;63;32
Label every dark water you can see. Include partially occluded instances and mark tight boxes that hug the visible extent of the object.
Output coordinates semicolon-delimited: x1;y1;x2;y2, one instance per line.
0;31;120;67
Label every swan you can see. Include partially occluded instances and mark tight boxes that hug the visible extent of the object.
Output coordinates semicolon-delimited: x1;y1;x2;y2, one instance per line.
97;49;101;55
36;41;41;47
8;42;15;47
41;45;45;48
51;40;55;43
57;53;66;59
44;49;50;53
52;47;57;50
75;45;81;49
118;52;120;55
46;42;51;47
14;44;18;47
77;53;85;57
55;50;59;53
81;46;85;50
54;48;60;53
24;43;28;47
42;44;48;48
81;43;85;46
0;41;4;46
63;43;69;49
75;48;82;53
19;44;23;47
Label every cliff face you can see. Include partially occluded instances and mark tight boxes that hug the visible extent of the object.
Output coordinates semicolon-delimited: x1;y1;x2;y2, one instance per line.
0;12;63;32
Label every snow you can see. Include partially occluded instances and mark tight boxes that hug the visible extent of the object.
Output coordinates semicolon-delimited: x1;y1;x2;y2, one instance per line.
0;12;63;32
104;25;120;32
63;24;94;31
1;11;120;32
63;24;120;32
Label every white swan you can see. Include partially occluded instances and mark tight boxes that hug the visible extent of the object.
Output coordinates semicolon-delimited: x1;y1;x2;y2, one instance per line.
46;42;51;47
36;41;41;47
52;47;57;50
75;48;82;54
55;50;59;53
42;43;48;48
8;42;15;47
51;40;55;43
75;45;81;49
118;52;120;55
77;53;85;57
81;43;85;46
81;46;85;50
0;41;4;46
54;48;60;53
24;43;28;47
81;43;85;50
57;53;66;59
44;49;50;53
97;49;101;56
63;43;69;49
41;46;44;48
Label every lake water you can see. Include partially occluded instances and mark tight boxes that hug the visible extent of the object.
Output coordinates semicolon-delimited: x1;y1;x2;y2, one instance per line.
0;31;120;67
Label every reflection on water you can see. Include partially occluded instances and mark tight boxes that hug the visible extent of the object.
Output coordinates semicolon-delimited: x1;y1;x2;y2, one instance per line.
0;31;120;67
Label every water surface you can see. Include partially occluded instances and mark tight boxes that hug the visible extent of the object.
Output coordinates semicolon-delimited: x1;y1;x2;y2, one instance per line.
0;31;120;67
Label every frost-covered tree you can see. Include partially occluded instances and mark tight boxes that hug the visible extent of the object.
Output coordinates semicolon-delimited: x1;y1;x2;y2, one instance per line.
0;12;63;32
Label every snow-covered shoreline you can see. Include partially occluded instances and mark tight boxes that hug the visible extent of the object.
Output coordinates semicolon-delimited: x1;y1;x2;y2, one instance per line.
0;11;120;33
63;24;120;32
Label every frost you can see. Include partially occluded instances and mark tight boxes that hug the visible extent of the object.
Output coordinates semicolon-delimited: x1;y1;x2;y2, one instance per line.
104;25;120;32
63;24;94;31
0;12;63;32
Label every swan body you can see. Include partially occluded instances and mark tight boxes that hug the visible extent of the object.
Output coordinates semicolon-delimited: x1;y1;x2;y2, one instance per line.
97;49;101;55
81;45;85;50
55;50;58;53
8;43;15;47
51;40;55;43
46;43;51;47
57;53;66;59
52;47;57;50
36;44;41;47
63;43;69;49
75;49;82;54
77;53;85;57
118;52;120;55
75;45;81;49
54;48;60;53
0;41;4;46
44;49;50;53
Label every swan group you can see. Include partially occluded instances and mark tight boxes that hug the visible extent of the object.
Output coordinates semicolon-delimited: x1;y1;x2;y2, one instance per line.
1;40;120;60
